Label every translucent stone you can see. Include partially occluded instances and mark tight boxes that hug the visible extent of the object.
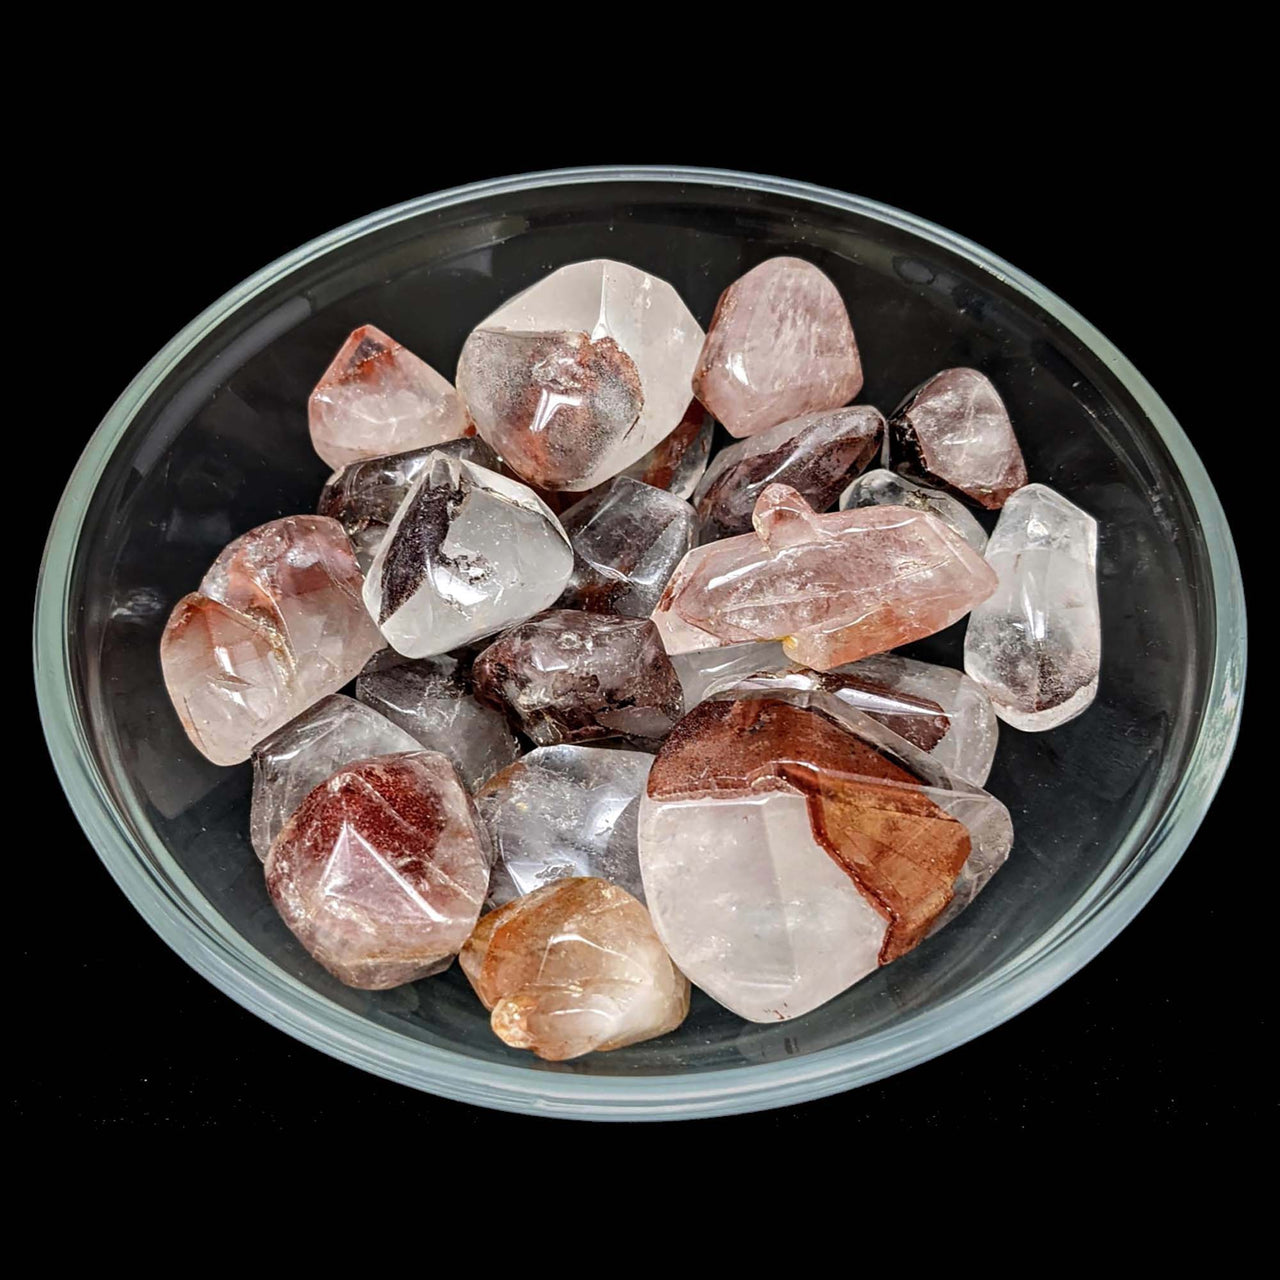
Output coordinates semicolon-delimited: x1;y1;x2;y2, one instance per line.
888;368;1027;509
692;257;863;438
612;400;714;500
249;694;421;861
458;260;705;489
694;405;884;540
964;483;1100;730
459;878;689;1060
161;516;383;766
669;641;792;707
355;649;519;791
266;752;491;989
840;468;988;554
653;484;997;670
308;325;469;469
478;745;652;907
556;476;696;618
362;454;573;658
473;610;684;748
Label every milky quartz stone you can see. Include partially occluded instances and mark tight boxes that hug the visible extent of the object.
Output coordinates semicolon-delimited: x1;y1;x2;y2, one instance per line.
161;515;383;766
457;260;705;490
460;877;690;1060
964;483;1101;730
249;694;421;861
694;405;884;541
478;745;652;907
355;649;519;791
653;484;997;670
840;468;989;554
611;400;714;500
266;752;491;989
362;453;573;658
692;257;863;438
556;476;697;618
888;368;1027;509
308;325;470;470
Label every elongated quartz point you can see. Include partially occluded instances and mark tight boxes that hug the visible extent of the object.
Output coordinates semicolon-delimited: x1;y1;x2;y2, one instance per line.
840;468;988;554
362;453;573;658
653;484;997;670
693;405;884;541
693;257;863;438
309;325;470;469
964;483;1100;730
460;877;690;1060
161;515;383;766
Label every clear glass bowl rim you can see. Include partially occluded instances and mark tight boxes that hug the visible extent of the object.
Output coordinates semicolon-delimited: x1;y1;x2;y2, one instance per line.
34;166;1247;1120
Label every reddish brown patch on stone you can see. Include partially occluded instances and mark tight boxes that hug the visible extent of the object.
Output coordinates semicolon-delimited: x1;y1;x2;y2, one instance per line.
633;400;711;490
811;672;950;753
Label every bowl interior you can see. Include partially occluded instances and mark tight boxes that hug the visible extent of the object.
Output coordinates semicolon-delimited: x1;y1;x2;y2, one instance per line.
50;174;1226;1098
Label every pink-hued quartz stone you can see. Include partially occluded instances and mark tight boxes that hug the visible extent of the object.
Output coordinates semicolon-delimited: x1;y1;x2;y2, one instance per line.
266;752;491;989
309;325;470;470
653;484;997;671
161;515;383;766
692;257;863;439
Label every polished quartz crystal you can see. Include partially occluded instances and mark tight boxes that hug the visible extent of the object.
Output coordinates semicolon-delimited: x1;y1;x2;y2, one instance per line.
612;400;714;500
355;649;519;791
309;325;470;469
669;641;793;707
693;257;863;438
888;368;1027;509
556;476;696;617
460;877;690;1060
840;468;988;554
478;745;652;907
473;609;684;747
363;454;573;658
161;515;383;766
694;405;884;540
964;483;1101;730
249;694;420;861
266;752;491;989
653;484;997;670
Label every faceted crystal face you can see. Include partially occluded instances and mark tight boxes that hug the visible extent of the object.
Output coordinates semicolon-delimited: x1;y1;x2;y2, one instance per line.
355;649;520;791
459;877;690;1060
308;325;470;470
473;609;684;748
265;752;491;989
556;476;697;618
478;745;652;907
964;483;1100;730
693;257;863;438
670;641;793;707
161;515;383;765
458;259;705;487
840;468;988;554
249;694;421;861
612;400;714;500
363;454;573;658
693;405;884;540
888;368;1027;509
653;484;998;670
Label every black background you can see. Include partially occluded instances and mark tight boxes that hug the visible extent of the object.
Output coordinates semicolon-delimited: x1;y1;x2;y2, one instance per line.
18;117;1264;1135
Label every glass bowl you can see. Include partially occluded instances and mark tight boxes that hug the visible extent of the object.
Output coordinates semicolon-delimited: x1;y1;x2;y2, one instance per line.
34;167;1245;1119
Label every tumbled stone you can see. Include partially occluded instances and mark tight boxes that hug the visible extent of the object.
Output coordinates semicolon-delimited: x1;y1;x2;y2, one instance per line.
161;516;383;766
692;257;863;438
458;260;704;489
474;610;684;748
318;436;498;570
653;484;997;670
556;476;696;618
613;400;714;500
266;752;491;989
840;468;988;554
888;368;1027;509
363;453;573;658
460;877;689;1060
478;745;652;907
964;483;1100;730
309;325;469;470
693;405;884;540
249;694;421;861
355;649;519;791
669;641;793;707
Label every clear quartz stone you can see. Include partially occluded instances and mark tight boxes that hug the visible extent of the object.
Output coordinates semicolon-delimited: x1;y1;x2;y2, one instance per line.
840;468;988;554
